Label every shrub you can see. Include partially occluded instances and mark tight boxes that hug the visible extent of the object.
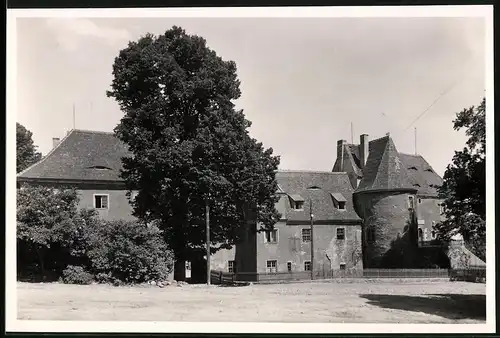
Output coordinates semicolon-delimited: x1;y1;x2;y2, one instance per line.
87;220;174;284
62;265;94;285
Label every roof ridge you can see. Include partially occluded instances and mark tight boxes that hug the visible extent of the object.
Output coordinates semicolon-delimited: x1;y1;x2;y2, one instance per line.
368;135;390;144
73;129;116;135
278;169;347;175
399;152;423;157
17;129;76;178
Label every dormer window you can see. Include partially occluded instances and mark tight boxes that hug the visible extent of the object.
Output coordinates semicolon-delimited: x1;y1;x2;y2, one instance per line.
330;193;347;210
413;184;421;188
425;168;434;173
408;166;418;170
289;195;305;210
87;165;112;170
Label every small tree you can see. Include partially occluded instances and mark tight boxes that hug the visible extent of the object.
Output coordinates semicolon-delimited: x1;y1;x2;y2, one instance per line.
17;123;42;173
435;98;486;261
16;185;93;278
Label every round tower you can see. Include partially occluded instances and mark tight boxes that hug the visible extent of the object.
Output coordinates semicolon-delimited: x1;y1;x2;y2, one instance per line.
353;135;418;268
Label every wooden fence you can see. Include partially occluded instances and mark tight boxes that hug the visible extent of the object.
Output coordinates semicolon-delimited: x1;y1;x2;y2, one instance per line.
210;268;485;285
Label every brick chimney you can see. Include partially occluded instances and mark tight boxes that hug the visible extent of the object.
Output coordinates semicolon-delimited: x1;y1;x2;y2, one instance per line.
337;139;346;172
360;134;369;169
52;137;60;149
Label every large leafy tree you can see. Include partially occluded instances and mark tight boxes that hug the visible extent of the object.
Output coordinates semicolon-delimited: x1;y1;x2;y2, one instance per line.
435;98;486;261
17;123;42;173
107;27;281;277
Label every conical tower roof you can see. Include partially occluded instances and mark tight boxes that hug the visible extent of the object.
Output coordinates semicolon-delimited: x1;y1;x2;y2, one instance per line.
355;135;416;194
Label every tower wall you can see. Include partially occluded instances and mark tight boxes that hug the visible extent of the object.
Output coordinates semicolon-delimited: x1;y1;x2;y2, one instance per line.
355;190;416;268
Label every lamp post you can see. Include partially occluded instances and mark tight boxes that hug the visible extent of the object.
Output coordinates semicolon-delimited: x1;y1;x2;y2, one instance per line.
206;199;210;285
309;198;315;280
306;186;323;280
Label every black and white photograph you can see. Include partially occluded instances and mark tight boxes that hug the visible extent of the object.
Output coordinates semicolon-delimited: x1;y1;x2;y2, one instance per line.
6;5;494;334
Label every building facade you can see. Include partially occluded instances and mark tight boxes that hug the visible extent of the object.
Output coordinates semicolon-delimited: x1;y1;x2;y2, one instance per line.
17;130;136;221
211;170;363;280
17;129;484;280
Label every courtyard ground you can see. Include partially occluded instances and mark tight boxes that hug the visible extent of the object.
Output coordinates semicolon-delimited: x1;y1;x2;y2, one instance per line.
17;280;486;323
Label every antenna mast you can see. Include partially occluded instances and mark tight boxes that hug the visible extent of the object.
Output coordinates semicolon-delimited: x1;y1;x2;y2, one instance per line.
414;127;417;155
73;103;76;130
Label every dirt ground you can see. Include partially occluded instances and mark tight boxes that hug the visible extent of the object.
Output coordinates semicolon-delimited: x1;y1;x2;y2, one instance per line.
17;280;486;323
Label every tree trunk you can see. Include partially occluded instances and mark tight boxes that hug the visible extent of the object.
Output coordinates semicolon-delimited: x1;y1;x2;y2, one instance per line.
35;246;46;281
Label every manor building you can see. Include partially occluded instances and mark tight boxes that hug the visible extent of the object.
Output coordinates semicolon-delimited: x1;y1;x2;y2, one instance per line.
17;129;485;281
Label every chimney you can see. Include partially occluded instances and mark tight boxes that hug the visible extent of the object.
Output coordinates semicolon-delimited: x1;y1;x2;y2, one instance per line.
360;134;369;169
52;137;60;149
337;139;346;172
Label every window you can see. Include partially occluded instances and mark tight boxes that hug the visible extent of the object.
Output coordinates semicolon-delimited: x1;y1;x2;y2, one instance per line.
228;260;236;273
418;228;423;241
302;228;311;242
423;228;428;241
340;263;346;270
289;195;305;210
431;230;436;239
304;261;311;271
408;196;415;209
439;203;444;214
331;193;347;210
265;229;278;243
336;227;345;240
287;262;292;272
367;227;375;242
409;166;418;170
266;260;277;273
293;201;304;210
418;198;422;204
94;194;109;209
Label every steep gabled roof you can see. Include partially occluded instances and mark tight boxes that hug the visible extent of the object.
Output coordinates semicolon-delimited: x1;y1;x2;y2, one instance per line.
276;170;361;223
398;153;443;197
17;129;131;183
355;136;416;194
332;143;363;178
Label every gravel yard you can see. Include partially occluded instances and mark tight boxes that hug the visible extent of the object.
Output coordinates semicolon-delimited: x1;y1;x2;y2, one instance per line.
17;280;486;323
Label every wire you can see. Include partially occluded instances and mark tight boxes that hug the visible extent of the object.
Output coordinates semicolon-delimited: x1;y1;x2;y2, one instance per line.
401;54;479;133
402;75;465;132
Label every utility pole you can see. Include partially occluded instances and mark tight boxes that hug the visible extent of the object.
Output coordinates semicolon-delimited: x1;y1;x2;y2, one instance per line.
310;198;314;280
206;198;211;285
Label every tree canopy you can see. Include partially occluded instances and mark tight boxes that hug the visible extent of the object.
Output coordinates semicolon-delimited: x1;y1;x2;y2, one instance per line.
436;98;486;261
107;26;281;268
17;123;42;173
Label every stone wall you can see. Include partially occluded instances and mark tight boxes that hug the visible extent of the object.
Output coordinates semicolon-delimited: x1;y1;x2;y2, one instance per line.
355;191;414;268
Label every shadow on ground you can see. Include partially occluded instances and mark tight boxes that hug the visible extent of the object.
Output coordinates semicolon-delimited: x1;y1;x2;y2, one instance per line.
360;293;486;320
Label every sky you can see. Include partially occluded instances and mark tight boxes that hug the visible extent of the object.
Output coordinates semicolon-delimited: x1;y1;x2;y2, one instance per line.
16;16;486;177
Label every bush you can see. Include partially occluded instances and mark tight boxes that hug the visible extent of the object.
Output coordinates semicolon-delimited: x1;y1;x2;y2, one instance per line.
87;220;174;284
62;265;94;285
